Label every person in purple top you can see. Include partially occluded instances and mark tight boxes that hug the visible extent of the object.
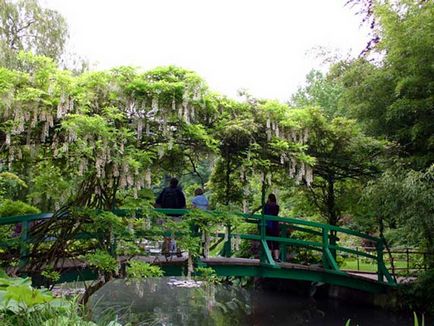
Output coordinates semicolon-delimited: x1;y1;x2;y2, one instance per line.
264;193;280;262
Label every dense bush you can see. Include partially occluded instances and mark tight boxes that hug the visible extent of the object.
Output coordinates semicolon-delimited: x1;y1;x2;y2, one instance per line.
0;200;40;217
399;269;434;315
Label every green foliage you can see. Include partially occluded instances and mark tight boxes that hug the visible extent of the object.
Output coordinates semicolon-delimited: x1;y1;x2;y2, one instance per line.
88;211;127;238
84;250;118;274
232;222;256;258
0;276;114;326
341;0;434;169
127;260;164;279
413;312;425;326
0;172;27;200
41;269;60;287
195;267;221;284
184;209;241;234
400;269;434;316
289;69;344;119
0;0;69;67
27;161;73;211
363;165;434;266
0;199;39;217
289;108;386;226
0;277;53;309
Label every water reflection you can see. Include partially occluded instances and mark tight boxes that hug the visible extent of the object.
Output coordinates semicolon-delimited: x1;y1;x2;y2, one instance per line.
89;278;413;325
89;277;251;325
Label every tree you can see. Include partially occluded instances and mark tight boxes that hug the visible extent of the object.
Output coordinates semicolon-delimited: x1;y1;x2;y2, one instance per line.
287;66;385;228
363;166;434;268
340;0;434;268
0;0;68;67
289;69;344;119
341;0;434;170
294;109;385;227
209;96;312;210
0;59;220;210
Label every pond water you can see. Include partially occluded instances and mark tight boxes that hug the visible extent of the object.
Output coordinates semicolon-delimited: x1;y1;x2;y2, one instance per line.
88;278;416;325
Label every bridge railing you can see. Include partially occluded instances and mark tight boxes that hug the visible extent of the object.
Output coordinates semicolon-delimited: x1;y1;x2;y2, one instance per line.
349;246;432;276
0;209;396;285
209;212;396;285
149;209;395;285
0;212;53;266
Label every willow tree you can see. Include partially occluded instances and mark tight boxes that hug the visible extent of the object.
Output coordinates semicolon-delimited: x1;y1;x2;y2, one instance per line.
363;167;434;269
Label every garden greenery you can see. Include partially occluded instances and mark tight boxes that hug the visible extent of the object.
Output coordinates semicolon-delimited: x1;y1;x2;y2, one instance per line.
0;0;432;317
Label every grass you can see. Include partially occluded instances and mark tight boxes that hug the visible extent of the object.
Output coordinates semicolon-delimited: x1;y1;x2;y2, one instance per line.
341;258;410;274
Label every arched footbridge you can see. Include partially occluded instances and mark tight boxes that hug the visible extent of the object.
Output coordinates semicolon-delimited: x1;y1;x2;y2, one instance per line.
0;209;397;293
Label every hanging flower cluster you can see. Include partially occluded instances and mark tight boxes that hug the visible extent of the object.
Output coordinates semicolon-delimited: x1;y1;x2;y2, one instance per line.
263;108;314;186
0;60;213;206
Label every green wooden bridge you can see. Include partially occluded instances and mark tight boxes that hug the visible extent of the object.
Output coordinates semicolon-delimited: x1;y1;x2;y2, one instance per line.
0;209;397;293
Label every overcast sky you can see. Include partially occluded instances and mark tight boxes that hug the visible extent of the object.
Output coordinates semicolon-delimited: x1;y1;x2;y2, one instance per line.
42;0;369;102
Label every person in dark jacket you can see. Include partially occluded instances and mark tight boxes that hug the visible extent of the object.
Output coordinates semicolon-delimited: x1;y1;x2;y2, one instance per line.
155;178;186;210
155;177;185;257
264;193;280;262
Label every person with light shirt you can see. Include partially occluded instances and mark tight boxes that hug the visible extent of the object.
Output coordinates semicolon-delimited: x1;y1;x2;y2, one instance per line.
191;188;209;210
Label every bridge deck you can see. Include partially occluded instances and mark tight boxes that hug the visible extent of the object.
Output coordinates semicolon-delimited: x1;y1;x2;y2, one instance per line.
202;257;382;285
16;255;406;293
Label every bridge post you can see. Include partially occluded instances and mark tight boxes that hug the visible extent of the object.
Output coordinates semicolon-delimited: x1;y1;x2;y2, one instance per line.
322;227;330;269
322;227;339;271
222;225;232;257
280;224;288;262
259;214;266;264
376;240;385;283
19;220;30;268
329;230;338;260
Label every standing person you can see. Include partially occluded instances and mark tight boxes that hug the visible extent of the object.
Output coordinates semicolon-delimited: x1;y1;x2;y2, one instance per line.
264;193;280;262
191;188;209;210
155;177;186;211
191;187;210;257
155;177;186;257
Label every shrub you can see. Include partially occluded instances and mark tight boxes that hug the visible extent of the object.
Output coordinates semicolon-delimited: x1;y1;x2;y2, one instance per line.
0;275;120;326
84;250;118;275
399;269;434;315
127;260;164;279
195;266;220;284
0;200;40;217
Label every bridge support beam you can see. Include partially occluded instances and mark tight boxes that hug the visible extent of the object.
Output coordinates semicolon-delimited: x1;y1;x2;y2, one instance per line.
322;228;339;271
206;263;391;294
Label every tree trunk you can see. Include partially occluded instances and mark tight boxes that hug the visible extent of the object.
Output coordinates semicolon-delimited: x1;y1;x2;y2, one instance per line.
187;254;193;278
